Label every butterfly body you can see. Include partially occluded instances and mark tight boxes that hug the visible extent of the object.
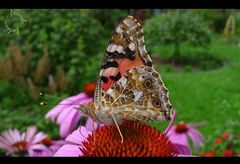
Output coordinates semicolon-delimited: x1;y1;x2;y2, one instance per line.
79;15;174;126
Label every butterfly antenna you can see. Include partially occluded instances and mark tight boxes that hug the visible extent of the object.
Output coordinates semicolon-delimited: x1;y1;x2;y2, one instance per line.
39;92;81;106
40;92;77;103
91;119;96;145
110;112;124;143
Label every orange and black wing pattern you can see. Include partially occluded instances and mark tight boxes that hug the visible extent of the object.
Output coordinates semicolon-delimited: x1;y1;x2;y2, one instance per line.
94;16;153;107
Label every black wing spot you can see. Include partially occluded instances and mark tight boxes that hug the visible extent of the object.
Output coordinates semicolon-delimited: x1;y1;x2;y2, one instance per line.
145;61;152;67
144;78;153;89
115;72;121;81
124;47;135;60
152;99;161;108
101;76;108;83
101;61;119;69
109;72;122;82
105;50;135;62
109;76;115;81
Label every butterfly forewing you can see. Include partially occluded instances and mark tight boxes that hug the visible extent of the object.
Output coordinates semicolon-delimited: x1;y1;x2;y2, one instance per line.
94;16;153;108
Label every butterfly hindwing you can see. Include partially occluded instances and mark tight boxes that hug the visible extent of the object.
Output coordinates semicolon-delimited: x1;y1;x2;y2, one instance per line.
94;16;153;107
102;66;173;123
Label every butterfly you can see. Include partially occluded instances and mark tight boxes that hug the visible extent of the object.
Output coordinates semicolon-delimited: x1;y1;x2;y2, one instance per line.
79;15;174;141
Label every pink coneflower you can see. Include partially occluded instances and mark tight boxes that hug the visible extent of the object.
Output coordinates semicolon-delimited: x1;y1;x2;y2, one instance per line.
0;128;28;155
28;137;65;157
45;82;101;138
54;126;91;157
166;121;206;153
55;122;179;157
55;111;191;157
0;126;63;156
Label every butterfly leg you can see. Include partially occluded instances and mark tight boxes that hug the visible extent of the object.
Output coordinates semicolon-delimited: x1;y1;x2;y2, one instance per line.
91;119;96;145
127;110;143;121
127;110;148;122
110;112;124;143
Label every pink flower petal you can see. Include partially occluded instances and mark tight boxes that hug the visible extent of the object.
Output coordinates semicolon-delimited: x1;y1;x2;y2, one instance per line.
79;97;93;105
45;105;67;122
11;129;21;142
168;132;189;149
30;151;52;157
54;144;83;157
31;132;47;144
177;154;197;157
56;106;73;125
166;125;175;135
21;132;26;141
0;135;12;147
164;109;176;134
29;144;48;151
187;127;204;152
45;93;88;121
0;142;9;149
65;126;90;145
2;130;16;143
49;144;63;152
26;126;37;143
66;93;89;103
45;92;94;139
60;109;81;138
188;127;204;143
59;93;88;106
51;140;66;146
28;144;53;157
85;118;101;131
174;143;192;155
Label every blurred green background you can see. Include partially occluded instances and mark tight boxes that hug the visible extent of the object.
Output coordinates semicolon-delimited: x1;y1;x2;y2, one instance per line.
0;9;240;154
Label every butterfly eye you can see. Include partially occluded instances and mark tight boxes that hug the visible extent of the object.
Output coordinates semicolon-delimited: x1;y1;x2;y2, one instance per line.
152;99;161;108
144;79;152;88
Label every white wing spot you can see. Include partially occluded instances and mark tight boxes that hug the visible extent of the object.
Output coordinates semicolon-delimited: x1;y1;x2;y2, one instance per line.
110;44;117;52
116;27;123;33
134;91;143;102
116;45;124;53
120;77;127;87
129;42;135;51
107;43;113;52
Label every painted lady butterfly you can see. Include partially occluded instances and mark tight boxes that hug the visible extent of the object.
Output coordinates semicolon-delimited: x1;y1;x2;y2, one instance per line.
79;16;174;139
